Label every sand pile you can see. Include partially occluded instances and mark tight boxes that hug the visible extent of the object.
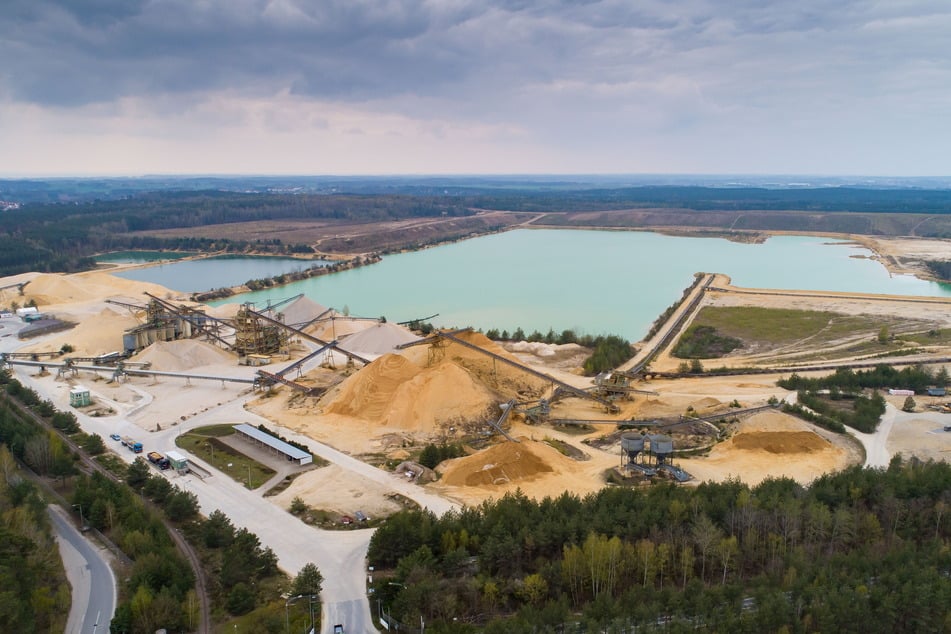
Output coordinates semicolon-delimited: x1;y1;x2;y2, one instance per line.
323;354;496;431
732;431;829;454
19;307;138;356
338;322;418;358
206;303;241;319
505;341;561;357
19;272;173;306
439;440;568;487
309;317;373;340
268;295;329;327
325;354;420;420
132;339;235;371
677;410;855;486
399;330;549;396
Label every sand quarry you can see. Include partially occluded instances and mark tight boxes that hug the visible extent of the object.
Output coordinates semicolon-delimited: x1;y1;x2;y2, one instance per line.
4;238;950;513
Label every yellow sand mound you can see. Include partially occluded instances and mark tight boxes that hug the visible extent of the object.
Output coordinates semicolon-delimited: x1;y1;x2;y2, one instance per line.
19;307;138;357
440;440;567;487
20;272;174;306
323;354;496;431
398;330;549;397
324;354;421;420
732;431;829;454
454;330;525;361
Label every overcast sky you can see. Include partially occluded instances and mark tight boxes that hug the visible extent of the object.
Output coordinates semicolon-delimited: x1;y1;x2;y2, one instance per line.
1;0;948;176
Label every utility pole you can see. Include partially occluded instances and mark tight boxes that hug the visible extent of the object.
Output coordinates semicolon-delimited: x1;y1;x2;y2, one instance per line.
72;503;84;528
247;464;252;489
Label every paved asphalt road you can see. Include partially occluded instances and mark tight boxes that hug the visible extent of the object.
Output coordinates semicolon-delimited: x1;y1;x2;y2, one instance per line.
48;505;116;634
3;316;459;634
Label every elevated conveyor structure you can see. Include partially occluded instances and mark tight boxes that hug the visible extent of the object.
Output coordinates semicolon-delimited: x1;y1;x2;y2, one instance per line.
0;350;63;360
261;293;304;313
485;400;520;443
551;403;776;429
244;307;371;365
105;298;147;312
254;369;318;394
399;330;620;413
1;357;257;386
274;340;337;378
0;280;30;293
143;293;234;350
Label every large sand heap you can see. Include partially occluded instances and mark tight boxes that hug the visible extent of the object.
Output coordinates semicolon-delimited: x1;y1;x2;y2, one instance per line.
322;353;496;431
206;303;241;319
16;272;174;306
309;317;373;340
131;339;235;372
338;322;418;358
266;295;329;327
400;330;550;396
439;439;570;487
20;306;138;357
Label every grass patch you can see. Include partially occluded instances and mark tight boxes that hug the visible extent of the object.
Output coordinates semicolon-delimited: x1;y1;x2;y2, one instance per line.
176;433;275;490
673;324;743;359
543;437;589;461
188;423;238;437
689;306;934;353
215;597;316;634
95;453;128;478
904;328;951;345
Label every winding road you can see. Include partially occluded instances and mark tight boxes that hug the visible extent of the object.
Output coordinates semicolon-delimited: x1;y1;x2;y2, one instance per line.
48;505;116;634
3;314;458;634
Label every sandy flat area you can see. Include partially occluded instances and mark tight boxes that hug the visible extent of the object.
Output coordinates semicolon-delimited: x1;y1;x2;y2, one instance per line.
271;464;404;518
679;411;858;487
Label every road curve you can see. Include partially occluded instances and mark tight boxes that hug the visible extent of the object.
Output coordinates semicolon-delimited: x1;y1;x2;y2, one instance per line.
49;505;117;634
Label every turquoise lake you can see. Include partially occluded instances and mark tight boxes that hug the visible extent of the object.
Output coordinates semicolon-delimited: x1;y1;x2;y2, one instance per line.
178;229;951;341
110;255;326;293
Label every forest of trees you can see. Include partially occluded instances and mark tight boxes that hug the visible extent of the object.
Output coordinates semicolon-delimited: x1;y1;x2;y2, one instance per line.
778;364;949;393
0;368;291;632
673;325;743;359
368;458;951;632
0;444;71;633
926;260;951;282
482;328;635;376
783;391;886;434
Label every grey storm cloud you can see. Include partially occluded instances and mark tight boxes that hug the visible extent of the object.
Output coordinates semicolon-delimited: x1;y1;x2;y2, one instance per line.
1;0;949;114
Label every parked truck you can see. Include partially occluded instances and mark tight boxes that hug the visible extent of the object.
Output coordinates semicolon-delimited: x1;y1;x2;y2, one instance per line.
121;436;143;453
147;451;171;470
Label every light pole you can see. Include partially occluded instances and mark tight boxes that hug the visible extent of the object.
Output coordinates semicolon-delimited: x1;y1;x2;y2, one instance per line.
205;441;215;465
72;503;84;528
247;464;252;489
308;594;315;634
284;594;316;634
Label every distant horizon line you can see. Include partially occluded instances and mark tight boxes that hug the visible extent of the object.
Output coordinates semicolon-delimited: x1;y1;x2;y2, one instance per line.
2;172;950;180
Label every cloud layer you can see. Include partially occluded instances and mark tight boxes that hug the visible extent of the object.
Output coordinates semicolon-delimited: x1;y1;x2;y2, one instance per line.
2;0;949;175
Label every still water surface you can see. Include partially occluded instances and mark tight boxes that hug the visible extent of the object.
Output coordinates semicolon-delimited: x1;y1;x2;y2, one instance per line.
156;230;948;340
110;255;325;293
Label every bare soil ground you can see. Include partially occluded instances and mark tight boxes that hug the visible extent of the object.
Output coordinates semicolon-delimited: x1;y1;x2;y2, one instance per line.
128;211;536;255
270;465;404;519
